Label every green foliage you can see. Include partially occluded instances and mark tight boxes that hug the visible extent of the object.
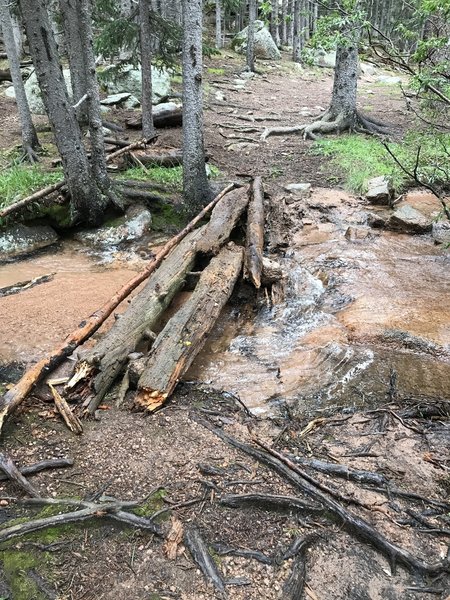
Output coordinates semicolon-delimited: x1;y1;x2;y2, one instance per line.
312;132;450;194
0;165;62;211
207;67;226;75
119;165;183;190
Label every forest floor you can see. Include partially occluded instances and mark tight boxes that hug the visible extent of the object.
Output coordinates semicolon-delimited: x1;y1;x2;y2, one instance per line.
0;52;449;600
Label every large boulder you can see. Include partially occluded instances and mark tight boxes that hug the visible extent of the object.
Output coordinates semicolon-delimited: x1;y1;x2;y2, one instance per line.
100;64;171;104
313;49;336;68
388;204;432;234
231;21;281;60
0;224;58;261
5;69;73;115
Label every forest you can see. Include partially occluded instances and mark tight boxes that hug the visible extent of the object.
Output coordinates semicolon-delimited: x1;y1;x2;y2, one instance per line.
0;0;449;598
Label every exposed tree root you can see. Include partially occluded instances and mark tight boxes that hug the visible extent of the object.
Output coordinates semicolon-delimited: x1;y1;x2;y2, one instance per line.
185;525;228;598
0;458;73;482
261;110;389;141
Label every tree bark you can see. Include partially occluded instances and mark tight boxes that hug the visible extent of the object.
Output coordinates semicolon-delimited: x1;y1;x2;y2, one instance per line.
244;176;264;288
19;0;108;224
246;0;256;72
182;0;211;213
139;0;156;141
0;0;40;161
215;0;222;49
329;33;359;121
271;0;280;48
125;105;182;129
135;243;244;411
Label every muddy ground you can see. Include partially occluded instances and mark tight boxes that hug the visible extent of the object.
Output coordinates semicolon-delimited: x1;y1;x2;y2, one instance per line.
0;52;449;600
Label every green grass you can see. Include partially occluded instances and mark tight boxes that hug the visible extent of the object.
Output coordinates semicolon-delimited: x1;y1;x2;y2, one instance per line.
207;67;225;75
0;164;62;210
119;164;221;191
311;132;450;194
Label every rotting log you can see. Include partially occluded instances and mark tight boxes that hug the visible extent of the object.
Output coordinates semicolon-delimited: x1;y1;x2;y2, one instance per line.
244;176;264;288
0;184;235;436
196;185;249;254
126;106;183;129
74;227;205;414
135;243;244;412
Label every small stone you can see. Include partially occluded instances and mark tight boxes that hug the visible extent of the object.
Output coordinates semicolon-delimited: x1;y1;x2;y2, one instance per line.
344;226;372;242
375;75;402;85
284;183;311;202
215;90;226;102
366;176;394;205
388;204;433;234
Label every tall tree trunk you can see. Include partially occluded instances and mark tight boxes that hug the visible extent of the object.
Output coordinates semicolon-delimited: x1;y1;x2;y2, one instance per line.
292;0;301;62
59;0;88;124
9;2;23;60
215;0;222;49
329;34;359;121
19;0;108;225
272;0;280;47
0;0;39;161
139;0;156;141
287;0;294;45
182;0;211;213
246;0;256;72
281;0;288;45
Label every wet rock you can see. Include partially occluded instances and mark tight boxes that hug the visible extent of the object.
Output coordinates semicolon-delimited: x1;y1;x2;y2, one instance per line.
366;211;389;228
74;205;152;248
101;64;171;104
365;176;394;206
240;71;255;79
6;69;72;115
388;204;432;234
0;224;59;261
344;226;373;242
231;21;281;60
313;49;336;68
284;183;311;203
432;221;450;245
100;92;132;106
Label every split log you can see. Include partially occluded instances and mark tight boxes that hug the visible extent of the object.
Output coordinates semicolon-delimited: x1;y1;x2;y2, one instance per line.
244;176;264;288
74;227;205;414
196;186;249;254
126;106;183;129
0;453;41;497
0;184;235;436
0;458;73;482
185;525;227;598
127;148;183;168
135;244;244;412
195;416;450;577
49;384;83;434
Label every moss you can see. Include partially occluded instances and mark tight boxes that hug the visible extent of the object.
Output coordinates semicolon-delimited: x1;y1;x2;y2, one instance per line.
37;202;73;229
151;203;185;232
132;489;168;522
171;74;182;85
2;551;49;600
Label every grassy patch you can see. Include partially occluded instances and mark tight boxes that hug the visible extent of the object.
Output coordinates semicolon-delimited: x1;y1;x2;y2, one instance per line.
207;67;225;75
2;550;49;600
119;165;183;190
311;132;450;194
0;164;62;211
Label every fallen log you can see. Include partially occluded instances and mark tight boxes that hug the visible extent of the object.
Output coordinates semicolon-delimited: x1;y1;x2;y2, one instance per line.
126;106;183;129
0;458;73;482
71;227;205;413
0;184;235;436
195;416;450;577
244;177;264;288
0;453;41;497
0;181;65;219
282;534;319;600
0;273;54;298
196;186;249;254
126;148;183;168
185;525;227;598
135;243;244;412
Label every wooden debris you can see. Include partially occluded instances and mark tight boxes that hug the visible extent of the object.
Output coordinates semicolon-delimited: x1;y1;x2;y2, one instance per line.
244;176;265;288
196;185;249;254
211;542;273;565
135;244;244;412
127;148;183;168
185;525;227;598
282;534;319;600
163;516;184;559
49;384;83;435
0;273;55;297
0;184;235;435
261;256;284;286
0;458;73;482
0;453;41;497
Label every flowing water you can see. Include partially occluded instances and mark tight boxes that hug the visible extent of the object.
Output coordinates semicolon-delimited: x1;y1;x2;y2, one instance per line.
1;189;449;416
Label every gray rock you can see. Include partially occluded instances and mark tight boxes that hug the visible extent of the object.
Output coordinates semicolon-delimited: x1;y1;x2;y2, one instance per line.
432;221;450;245
124;95;140;109
231;21;281;60
6;69;73;115
101;64;171;104
74;205;152;248
375;75;402;85
215;90;226;102
366;211;389;228
360;62;376;76
240;71;255;79
313;49;336;68
100;92;132;106
388;204;432;234
284;183;311;202
153;101;181;117
344;226;373;242
366;176;394;205
0;224;58;261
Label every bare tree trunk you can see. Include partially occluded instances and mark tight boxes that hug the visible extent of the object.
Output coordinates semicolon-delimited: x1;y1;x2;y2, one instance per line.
246;0;256;72
281;0;288;45
292;0;301;62
215;0;222;49
9;2;23;60
329;35;359;121
287;0;294;45
0;0;39;161
59;0;88;124
182;0;211;213
139;0;156;141
272;0;280;47
19;0;108;225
